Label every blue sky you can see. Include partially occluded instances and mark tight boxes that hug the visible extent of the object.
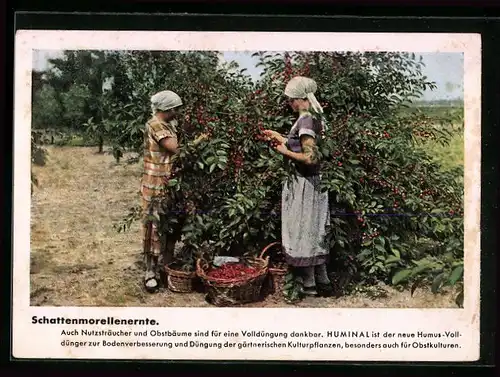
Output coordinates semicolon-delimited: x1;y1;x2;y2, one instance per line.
221;51;464;101
33;50;463;101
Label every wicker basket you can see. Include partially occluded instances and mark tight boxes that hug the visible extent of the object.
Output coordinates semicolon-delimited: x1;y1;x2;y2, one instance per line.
196;257;269;307
164;264;197;293
259;242;288;297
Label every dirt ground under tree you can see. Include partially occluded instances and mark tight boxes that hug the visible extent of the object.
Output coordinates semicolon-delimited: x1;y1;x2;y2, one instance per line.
30;146;458;308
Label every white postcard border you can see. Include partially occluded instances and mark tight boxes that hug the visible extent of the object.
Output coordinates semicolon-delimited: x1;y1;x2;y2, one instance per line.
13;30;481;361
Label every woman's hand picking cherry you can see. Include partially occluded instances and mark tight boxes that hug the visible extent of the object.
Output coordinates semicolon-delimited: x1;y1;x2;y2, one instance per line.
263;130;287;145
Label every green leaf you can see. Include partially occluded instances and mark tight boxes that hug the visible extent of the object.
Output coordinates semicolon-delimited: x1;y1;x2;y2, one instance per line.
392;269;412;285
167;179;178;187
209;164;216;173
357;249;372;259
385;255;400;264
410;263;431;277
284;282;294;290
431;272;446;294
448;265;464;286
391;248;400;258
181;224;194;232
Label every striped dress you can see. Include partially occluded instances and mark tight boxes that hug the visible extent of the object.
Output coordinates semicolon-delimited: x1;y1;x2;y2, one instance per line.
141;116;177;257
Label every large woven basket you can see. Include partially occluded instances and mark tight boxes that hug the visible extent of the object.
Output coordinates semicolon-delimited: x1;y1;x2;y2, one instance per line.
259;242;288;297
196;257;269;307
164;264;197;293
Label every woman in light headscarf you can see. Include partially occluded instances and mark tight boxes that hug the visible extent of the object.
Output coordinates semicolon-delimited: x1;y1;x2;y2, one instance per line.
142;90;208;293
263;76;333;302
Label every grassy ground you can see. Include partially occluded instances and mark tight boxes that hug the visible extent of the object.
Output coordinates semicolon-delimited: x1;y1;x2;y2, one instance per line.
422;133;464;172
30;146;461;308
398;106;464;122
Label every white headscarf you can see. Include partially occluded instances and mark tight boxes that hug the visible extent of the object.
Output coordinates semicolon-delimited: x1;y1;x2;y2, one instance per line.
284;76;324;115
150;90;183;115
284;76;327;132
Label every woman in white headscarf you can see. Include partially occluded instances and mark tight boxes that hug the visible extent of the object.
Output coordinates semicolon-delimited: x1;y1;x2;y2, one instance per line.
263;76;333;302
142;90;208;293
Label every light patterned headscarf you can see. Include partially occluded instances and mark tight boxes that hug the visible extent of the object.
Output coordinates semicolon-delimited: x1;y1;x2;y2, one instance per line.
284;76;324;115
285;76;327;132
150;90;183;115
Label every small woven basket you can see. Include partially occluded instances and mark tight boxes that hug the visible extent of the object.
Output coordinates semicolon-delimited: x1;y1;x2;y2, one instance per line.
164;264;197;293
196;257;269;307
259;242;288;297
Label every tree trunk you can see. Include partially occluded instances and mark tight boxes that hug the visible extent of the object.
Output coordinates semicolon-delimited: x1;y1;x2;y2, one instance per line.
98;135;104;153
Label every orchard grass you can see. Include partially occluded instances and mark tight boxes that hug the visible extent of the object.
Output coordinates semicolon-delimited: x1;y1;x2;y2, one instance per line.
422;132;464;172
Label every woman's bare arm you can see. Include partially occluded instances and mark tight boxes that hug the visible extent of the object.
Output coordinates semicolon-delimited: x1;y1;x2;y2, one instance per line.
159;137;179;155
159;133;208;155
280;135;319;165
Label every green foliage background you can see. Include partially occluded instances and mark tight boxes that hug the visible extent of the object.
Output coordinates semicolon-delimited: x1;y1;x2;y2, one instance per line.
31;50;464;305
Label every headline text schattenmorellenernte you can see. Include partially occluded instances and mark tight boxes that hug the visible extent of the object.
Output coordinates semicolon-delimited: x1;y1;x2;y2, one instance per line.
32;316;159;326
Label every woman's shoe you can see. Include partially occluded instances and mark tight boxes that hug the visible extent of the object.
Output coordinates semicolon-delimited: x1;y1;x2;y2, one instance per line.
144;274;160;293
317;282;334;297
303;286;319;296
